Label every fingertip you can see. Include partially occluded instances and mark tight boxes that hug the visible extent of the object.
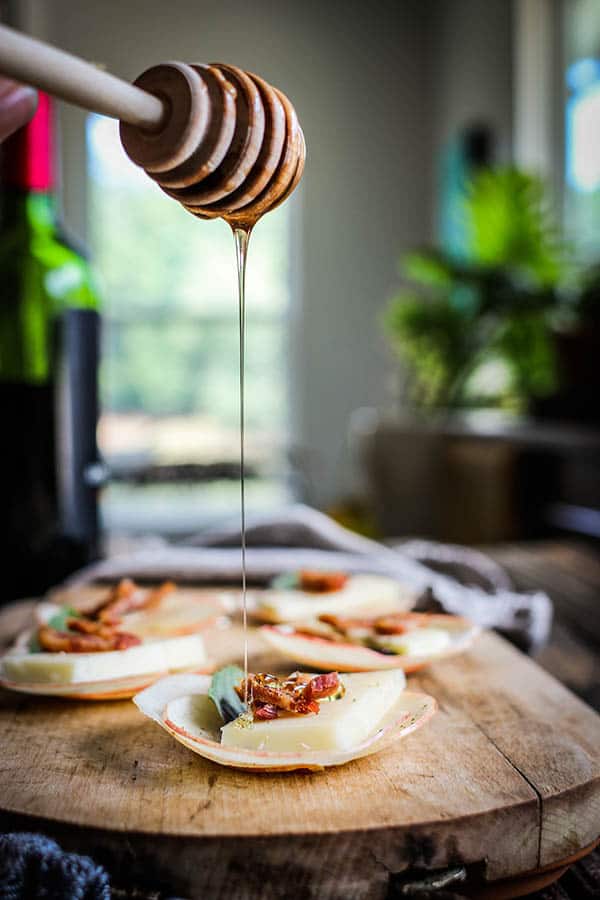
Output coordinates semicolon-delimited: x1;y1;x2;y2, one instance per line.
15;85;39;121
0;86;39;142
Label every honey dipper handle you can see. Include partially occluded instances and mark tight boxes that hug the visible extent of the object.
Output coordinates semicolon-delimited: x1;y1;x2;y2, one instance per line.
0;24;165;130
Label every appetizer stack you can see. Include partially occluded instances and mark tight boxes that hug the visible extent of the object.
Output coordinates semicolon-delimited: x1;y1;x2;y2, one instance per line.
1;579;222;699
135;665;436;772
252;569;479;673
252;570;412;622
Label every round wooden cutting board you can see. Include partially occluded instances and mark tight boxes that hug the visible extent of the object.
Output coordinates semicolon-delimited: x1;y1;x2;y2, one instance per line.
0;595;599;899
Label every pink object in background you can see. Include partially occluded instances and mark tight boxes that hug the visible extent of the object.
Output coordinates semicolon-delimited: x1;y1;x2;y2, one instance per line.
2;88;51;190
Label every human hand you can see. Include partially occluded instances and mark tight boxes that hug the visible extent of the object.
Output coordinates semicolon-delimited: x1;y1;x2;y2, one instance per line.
0;78;37;141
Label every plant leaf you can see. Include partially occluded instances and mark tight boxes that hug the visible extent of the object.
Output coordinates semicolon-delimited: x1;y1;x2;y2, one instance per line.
403;250;455;289
28;606;81;652
464;168;566;286
384;293;477;408
208;665;246;724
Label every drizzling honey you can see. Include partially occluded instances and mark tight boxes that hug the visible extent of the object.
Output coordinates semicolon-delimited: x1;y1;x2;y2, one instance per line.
232;224;251;700
222;205;303;703
225;201;302;702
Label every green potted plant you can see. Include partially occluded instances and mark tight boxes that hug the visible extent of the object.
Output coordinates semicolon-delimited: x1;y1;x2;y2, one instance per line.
384;167;569;414
355;168;575;539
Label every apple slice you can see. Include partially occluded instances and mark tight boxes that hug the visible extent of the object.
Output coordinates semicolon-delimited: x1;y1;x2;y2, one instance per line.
260;615;480;673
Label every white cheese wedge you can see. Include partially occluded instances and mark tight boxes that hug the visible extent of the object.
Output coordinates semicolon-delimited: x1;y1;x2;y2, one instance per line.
1;633;206;685
256;574;410;623
220;669;406;752
372;627;451;657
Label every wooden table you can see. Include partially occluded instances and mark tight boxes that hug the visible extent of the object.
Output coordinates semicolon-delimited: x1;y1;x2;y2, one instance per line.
485;541;600;712
0;543;599;899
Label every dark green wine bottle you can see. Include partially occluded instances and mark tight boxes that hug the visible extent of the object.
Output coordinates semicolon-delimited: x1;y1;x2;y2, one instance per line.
0;92;102;602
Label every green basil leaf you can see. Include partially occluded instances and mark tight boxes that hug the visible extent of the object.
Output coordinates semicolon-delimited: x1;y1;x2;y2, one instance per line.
47;606;80;631
208;665;246;724
28;606;81;653
270;572;300;590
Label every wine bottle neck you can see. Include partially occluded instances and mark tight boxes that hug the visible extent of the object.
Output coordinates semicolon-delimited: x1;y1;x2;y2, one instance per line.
0;190;55;234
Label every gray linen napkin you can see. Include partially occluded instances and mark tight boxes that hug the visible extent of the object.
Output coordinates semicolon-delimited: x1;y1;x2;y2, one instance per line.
65;505;551;651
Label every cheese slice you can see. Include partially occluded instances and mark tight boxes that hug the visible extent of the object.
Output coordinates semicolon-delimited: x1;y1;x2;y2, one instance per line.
220;669;406;752
121;591;225;638
1;633;206;685
256;574;410;623
372;627;451;657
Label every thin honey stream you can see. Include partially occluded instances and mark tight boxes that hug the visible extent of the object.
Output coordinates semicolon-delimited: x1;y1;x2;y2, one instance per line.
232;225;252;703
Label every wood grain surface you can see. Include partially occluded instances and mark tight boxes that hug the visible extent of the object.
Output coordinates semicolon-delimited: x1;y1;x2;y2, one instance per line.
486;541;600;712
1;575;599;899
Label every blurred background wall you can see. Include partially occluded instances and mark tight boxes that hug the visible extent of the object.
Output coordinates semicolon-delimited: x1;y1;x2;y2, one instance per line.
429;0;513;179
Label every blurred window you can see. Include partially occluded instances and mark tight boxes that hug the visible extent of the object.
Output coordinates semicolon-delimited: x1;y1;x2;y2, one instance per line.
86;115;291;538
564;0;600;260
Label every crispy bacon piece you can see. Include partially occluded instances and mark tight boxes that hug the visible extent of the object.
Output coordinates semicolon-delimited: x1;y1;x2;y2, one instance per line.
298;570;349;593
66;618;115;638
373;617;410;635
88;578;135;623
97;580;141;624
96;578;176;625
238;673;310;713
319;614;375;634
237;671;340;719
34;578;176;655
254;703;279;720
318;612;425;638
303;671;340;700
38;625;141;653
373;613;424;635
144;580;177;610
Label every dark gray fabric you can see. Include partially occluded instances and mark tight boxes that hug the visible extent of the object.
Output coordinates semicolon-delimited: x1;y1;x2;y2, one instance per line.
0;833;110;900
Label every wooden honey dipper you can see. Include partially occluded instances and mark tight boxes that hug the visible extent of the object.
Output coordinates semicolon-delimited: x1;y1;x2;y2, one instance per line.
0;25;305;228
